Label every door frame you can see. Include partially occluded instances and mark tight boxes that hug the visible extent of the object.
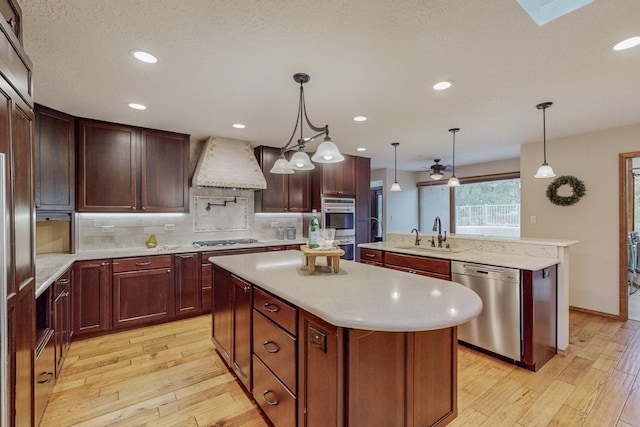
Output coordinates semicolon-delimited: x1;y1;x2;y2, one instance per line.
618;151;640;321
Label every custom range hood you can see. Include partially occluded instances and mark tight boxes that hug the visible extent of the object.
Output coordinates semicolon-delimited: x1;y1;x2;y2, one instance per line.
192;137;267;190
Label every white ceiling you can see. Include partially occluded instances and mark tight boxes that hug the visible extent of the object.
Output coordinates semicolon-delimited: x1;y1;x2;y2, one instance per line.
16;0;640;172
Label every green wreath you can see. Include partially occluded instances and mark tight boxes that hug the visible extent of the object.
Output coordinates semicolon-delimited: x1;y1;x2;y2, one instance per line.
546;175;586;206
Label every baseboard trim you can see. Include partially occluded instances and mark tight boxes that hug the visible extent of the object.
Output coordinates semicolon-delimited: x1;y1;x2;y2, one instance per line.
569;305;622;320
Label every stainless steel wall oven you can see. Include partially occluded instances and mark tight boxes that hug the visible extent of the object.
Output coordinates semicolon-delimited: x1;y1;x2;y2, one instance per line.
321;197;355;260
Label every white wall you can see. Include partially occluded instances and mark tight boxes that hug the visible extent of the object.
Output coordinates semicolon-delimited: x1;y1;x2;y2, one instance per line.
371;168;419;236
521;123;640;316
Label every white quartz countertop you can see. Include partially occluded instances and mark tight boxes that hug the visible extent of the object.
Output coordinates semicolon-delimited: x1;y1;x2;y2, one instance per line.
358;241;561;270
35;239;307;298
209;250;483;332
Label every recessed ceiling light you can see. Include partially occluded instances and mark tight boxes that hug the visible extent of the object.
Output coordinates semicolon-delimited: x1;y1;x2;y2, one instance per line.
128;103;146;110
433;81;453;91
232;123;246;129
130;50;158;64
613;36;640;51
353;116;367;122
356;147;367;152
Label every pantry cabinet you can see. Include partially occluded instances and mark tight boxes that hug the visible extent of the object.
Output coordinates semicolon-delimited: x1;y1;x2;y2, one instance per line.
254;145;311;212
77;119;189;212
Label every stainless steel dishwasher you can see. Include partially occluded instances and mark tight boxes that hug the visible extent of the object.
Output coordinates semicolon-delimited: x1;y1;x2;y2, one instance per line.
452;261;522;362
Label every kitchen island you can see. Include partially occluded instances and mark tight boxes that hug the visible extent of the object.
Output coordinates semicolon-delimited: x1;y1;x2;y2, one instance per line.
209;250;482;427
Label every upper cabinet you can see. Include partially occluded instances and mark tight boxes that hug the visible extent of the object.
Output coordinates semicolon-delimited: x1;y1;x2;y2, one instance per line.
254;145;311;212
35;104;75;211
314;154;356;197
0;0;21;42
77;119;189;212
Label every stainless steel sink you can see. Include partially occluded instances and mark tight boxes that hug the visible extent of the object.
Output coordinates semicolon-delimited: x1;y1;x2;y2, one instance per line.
395;245;466;254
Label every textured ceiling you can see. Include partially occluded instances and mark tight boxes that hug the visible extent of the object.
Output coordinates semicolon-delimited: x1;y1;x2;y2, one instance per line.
16;0;640;171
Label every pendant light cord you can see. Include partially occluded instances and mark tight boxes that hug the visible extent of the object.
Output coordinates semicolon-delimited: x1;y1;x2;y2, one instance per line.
542;106;547;163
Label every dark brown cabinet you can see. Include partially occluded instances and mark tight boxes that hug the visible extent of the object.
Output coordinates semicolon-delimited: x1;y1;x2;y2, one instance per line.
211;266;254;390
0;7;35;423
77;119;189;212
384;252;451;280
72;259;112;337
174;253;201;316
112;255;174;328
254;145;311;212
359;248;384;267
53;268;71;377
34;104;75;211
314;153;356;197
355;156;371;261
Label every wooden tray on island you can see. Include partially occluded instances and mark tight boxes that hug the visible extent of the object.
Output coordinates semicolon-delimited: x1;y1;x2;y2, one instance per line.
300;244;345;274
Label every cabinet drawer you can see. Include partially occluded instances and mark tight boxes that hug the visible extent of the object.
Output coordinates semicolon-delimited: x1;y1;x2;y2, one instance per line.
384;252;450;276
385;264;450;281
253;311;296;392
254;287;297;335
253;355;296;427
112;255;172;272
360;249;383;263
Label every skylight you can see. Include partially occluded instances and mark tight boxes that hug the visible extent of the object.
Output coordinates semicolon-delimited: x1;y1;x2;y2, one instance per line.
517;0;594;26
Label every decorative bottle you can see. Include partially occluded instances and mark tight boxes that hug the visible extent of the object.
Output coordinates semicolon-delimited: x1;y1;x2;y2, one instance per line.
308;209;319;248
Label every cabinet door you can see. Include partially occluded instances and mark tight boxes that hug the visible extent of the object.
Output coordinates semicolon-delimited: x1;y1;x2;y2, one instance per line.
53;270;71;377
201;262;212;314
254;146;288;212
212;266;233;366
354;156;371;261
175;253;201;315
113;267;173;328
140;129;189;212
287;167;311;212
73;260;112;336
0;0;21;41
232;275;252;389
321;154;356;196
34;104;75;210
77;120;138;211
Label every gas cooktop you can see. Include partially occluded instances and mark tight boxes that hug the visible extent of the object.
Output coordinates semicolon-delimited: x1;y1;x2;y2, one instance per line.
192;238;259;248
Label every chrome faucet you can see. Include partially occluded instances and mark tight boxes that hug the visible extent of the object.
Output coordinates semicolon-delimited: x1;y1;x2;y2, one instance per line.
411;228;421;246
432;217;447;248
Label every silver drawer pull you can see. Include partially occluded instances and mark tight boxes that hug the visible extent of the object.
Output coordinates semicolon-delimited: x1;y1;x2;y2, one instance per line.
263;303;280;313
262;390;279;406
37;372;53;384
57;278;70;285
263;340;280;353
365;253;375;258
135;261;152;266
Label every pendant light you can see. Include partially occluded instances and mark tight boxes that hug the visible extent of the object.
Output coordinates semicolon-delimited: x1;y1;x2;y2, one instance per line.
534;101;556;179
447;128;460;187
270;73;344;174
390;142;402;192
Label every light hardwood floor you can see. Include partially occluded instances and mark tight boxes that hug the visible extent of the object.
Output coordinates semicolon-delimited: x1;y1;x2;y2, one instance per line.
41;311;640;427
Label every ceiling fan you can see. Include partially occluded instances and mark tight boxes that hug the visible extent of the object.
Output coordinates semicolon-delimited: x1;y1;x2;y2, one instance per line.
422;159;456;180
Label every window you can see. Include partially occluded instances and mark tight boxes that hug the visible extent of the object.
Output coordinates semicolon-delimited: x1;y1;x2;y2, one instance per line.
418;173;520;238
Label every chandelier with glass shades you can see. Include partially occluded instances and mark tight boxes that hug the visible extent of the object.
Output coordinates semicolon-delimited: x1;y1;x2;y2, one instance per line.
270;73;344;174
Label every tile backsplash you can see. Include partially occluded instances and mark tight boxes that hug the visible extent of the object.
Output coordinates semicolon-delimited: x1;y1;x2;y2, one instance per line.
73;187;303;252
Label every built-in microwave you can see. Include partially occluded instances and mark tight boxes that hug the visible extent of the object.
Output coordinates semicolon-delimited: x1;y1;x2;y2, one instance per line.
321;197;355;238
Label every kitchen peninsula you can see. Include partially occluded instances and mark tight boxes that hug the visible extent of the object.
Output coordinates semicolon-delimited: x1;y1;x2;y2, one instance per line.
208;250;482;427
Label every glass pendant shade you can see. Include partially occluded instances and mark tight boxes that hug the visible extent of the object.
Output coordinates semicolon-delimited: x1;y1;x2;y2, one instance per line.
270;158;294;174
311;138;344;163
430;172;443;180
389;142;402;192
287;150;315;170
534;163;556;178
390;181;402;192
447;176;460;187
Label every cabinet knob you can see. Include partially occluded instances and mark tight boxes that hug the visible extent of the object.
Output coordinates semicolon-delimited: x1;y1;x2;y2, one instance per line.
243;286;251;292
166;269;171;273
262;390;279;406
263;302;280;313
100;262;110;266
262;340;280;353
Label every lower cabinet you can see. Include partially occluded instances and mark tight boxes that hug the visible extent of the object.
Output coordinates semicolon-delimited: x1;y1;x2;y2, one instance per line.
359;248;383;267
73;259;112;337
211;266;253;389
112;255;173;328
174;253;201;316
53;268;72;377
383;252;451;280
252;287;298;426
34;329;55;427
